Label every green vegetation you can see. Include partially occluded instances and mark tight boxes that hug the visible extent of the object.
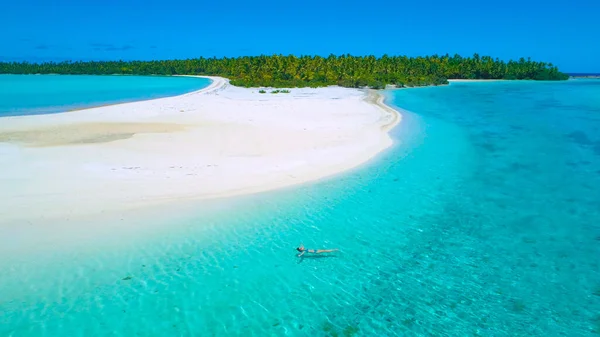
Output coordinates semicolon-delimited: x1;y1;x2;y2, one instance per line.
0;53;569;89
280;89;291;93
271;89;280;94
258;89;266;93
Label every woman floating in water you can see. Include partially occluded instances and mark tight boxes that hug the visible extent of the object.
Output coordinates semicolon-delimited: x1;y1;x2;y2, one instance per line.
296;243;339;257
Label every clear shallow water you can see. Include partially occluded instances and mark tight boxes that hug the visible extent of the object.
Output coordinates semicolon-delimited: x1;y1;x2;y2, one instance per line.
1;80;600;336
0;74;211;116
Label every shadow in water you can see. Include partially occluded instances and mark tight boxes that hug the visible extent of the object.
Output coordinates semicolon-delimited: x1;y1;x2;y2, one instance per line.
296;254;339;264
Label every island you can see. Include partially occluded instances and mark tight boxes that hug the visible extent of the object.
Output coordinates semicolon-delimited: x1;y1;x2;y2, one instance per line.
1;53;569;89
0;53;571;224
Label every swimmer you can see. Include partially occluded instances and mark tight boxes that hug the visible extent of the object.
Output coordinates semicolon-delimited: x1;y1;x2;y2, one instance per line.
296;243;339;257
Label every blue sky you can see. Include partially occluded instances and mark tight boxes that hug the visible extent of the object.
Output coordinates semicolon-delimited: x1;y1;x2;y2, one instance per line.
1;0;598;72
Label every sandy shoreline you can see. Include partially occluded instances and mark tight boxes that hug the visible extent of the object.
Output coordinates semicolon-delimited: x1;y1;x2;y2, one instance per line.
0;76;400;225
448;79;506;82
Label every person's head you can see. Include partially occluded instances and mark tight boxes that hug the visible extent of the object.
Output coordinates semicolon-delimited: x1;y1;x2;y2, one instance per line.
296;247;304;252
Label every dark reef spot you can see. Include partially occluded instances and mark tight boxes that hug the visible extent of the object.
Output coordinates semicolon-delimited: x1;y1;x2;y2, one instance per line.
122;276;132;281
322;322;335;333
479;142;499;153
343;325;360;336
593;143;600;156
593;314;600;334
480;130;499;139
567;131;593;145
402;317;416;327
509;162;531;172
511;299;526;313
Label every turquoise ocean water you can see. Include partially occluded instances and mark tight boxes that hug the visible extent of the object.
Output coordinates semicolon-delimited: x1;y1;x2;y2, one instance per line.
0;74;211;116
1;79;599;336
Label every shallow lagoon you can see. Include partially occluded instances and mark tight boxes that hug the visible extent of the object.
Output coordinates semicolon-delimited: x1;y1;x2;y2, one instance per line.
0;74;211;116
1;80;599;336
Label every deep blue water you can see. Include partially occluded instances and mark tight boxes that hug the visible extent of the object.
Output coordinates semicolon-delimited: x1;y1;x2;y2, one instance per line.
0;74;211;117
1;79;599;336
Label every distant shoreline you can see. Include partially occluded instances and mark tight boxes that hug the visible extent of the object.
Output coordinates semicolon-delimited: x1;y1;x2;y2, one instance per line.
447;79;506;82
569;75;600;79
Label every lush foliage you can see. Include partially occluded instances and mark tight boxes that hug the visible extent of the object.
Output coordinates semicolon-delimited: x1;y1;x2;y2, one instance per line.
0;54;569;88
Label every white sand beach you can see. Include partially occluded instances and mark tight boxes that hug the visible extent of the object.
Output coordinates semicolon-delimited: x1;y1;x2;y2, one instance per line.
0;77;400;225
448;79;506;82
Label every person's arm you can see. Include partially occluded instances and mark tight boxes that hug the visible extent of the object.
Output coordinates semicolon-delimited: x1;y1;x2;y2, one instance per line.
297;250;305;257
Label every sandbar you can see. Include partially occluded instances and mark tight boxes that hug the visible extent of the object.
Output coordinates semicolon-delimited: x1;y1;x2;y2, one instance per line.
0;77;400;225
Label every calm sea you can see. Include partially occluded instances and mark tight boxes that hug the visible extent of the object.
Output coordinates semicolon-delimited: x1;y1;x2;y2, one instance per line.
0;74;211;117
1;79;599;336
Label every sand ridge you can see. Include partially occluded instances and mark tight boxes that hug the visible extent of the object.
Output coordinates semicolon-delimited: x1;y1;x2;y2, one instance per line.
0;122;188;147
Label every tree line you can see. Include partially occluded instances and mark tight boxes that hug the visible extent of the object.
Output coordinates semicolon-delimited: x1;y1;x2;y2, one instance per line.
0;53;569;89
